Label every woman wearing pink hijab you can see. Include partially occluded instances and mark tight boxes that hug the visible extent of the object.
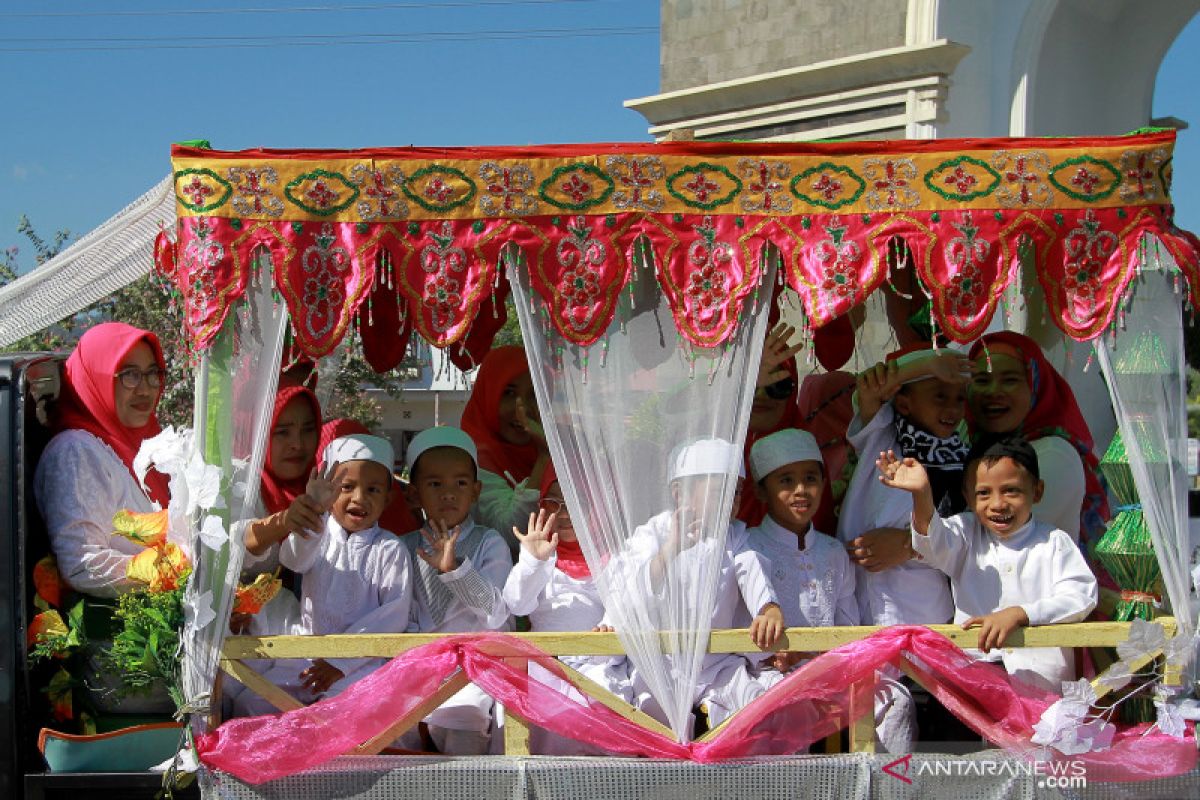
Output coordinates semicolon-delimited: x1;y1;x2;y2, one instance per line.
34;322;170;597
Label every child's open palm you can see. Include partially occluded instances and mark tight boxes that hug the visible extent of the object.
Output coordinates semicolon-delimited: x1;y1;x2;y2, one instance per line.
513;508;560;561
417;518;462;573
927;350;975;385
876;450;929;494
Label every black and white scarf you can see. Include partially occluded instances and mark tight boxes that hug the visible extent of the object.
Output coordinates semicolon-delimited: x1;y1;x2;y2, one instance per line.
894;413;969;516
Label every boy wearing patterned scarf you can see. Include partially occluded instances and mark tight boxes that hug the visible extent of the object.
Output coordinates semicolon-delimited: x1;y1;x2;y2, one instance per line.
834;344;973;753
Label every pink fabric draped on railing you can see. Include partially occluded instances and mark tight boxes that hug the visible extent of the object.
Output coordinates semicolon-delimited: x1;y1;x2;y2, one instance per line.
197;626;1195;785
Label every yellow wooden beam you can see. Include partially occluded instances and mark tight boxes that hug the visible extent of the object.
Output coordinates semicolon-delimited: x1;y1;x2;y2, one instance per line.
218;658;304;713
221;619;1177;661
848;674;876;754
353;671;470;756
555;661;676;739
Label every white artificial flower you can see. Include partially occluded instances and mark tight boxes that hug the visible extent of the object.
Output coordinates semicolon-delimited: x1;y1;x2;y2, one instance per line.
1032;680;1096;752
1060;678;1097;709
1116;618;1167;663
184;451;225;515
133;426;190;487
198;515;229;551
186;589;217;633
1154;698;1187;738
1163;633;1195;668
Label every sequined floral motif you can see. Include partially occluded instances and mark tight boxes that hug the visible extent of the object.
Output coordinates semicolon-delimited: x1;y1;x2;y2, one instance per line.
923;156;1000;202
816;222;863;306
1062;209;1118;325
738;159;791;213
942;212;992;321
300;223;352;339
863;158;920;210
991;151;1053;208
228;167;284;218
606;155;665;211
175;169;232;213
349;164;408;220
667;163;741;210
419;221;469;334
791;163;865;210
285;169;359;216
403;165;477;213
683;216;733;332
555;216;606;333
1119;148;1168;203
1049;156;1120;202
538;163;614;211
181;219;226;321
479;162;538;216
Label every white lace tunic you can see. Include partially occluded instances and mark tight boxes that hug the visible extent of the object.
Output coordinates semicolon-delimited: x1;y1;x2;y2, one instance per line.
34;429;156;597
746;516;860;628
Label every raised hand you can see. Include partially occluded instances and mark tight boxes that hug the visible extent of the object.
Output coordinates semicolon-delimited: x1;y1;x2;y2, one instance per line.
926;350;976;385
306;464;337;511
513;508;560;561
757;322;805;387
283;492;326;538
417;518;463;574
876;450;929;494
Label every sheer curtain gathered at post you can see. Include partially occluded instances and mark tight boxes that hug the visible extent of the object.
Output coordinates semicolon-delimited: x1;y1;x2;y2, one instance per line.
1094;246;1198;655
508;243;774;741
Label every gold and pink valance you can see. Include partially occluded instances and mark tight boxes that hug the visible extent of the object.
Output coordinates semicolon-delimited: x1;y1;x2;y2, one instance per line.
157;132;1200;368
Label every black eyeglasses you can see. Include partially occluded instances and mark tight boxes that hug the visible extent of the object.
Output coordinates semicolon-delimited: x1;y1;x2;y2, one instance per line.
115;367;166;390
762;376;796;400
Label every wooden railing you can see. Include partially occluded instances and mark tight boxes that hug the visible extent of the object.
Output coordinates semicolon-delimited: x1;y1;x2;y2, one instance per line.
216;616;1179;756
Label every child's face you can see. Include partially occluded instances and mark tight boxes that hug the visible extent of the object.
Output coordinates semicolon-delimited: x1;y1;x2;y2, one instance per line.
270;396;319;481
330;460;393;533
968;354;1033;434
894;378;967;439
410;447;481;528
539;481;576;542
756;460;824;534
967;456;1044;538
497;371;539;446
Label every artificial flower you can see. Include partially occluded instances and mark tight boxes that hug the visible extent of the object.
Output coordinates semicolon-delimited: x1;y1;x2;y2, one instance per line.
27;609;68;650
112;509;169;548
32;554;65;609
127;542;192;592
233;572;283;615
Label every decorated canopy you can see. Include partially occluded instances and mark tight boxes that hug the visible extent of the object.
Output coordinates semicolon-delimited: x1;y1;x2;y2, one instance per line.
159;131;1200;366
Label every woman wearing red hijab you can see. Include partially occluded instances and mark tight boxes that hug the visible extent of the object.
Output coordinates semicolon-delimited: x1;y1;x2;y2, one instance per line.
35;322;170;597
459;346;548;551
967;331;1110;545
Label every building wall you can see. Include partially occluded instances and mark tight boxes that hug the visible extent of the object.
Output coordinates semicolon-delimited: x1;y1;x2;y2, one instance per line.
661;0;908;92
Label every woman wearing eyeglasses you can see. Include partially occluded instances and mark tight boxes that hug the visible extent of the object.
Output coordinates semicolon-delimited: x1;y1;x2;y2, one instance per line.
34;322;171;597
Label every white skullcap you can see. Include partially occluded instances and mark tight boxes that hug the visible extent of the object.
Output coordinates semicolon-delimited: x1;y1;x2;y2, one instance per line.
749;428;823;482
406;426;478;473
669;438;742;482
323;434;395;473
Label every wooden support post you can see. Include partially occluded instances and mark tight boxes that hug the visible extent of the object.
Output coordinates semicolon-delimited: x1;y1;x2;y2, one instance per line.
209;668;225;728
353;671;471;756
502;657;531;755
219;658;304;713
848;674;876;754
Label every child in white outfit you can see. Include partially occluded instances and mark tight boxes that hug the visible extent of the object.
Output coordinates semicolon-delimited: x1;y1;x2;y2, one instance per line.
747;429;858;678
626;439;785;730
234;434;414;717
836;347;971;751
503;470;633;754
400;426;513;755
878;434;1098;694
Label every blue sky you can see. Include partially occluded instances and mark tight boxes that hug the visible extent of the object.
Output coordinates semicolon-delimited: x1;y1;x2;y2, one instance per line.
2;2;1198;270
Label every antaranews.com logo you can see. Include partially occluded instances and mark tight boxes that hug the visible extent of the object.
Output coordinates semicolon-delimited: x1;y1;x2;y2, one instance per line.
882;754;1088;789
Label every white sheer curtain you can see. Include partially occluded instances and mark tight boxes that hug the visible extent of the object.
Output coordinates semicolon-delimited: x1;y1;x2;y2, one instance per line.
183;254;289;733
1094;246;1197;651
508;244;774;741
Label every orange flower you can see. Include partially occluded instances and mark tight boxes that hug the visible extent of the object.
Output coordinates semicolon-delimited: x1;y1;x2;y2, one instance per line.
112;509;169;548
27;609;68;650
32;555;66;609
126;542;192;592
234;572;283;615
